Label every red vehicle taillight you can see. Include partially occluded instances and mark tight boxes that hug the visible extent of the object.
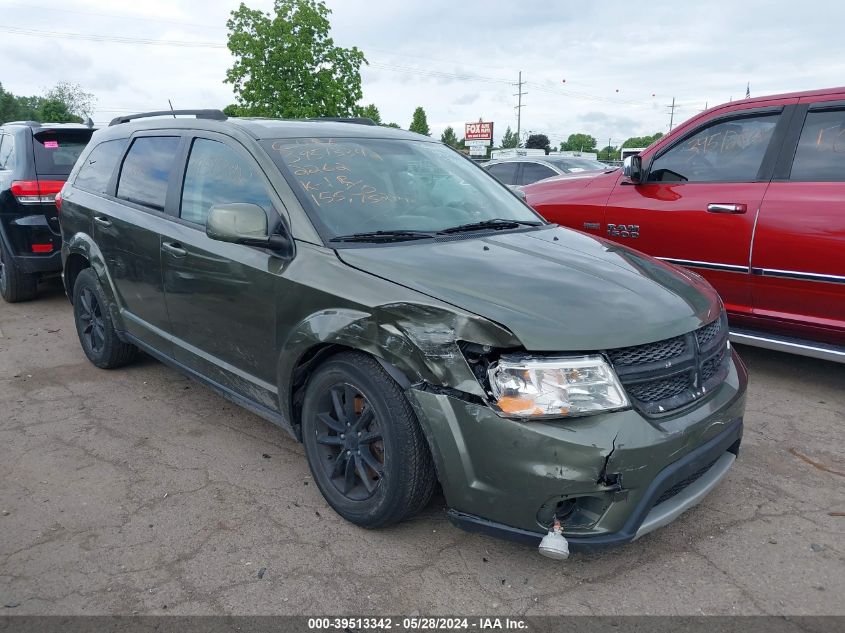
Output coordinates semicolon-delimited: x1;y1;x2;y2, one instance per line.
10;180;64;205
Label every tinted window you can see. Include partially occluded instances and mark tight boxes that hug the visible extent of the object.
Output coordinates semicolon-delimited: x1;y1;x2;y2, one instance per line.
486;162;519;185
519;162;557;185
0;134;15;171
789;109;845;182
74;139;128;194
33;131;93;176
117;137;180;210
648;114;779;182
180;139;273;226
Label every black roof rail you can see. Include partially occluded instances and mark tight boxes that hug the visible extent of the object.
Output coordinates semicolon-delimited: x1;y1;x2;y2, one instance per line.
108;109;228;127
302;117;377;126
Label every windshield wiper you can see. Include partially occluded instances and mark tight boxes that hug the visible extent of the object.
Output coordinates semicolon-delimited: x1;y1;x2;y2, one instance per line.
437;218;544;235
329;229;436;243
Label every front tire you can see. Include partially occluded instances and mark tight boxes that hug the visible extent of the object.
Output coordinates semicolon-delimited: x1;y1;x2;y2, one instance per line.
72;268;137;369
0;240;38;303
301;351;436;528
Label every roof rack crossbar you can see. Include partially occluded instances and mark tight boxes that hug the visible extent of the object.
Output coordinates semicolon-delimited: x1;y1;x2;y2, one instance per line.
108;109;227;127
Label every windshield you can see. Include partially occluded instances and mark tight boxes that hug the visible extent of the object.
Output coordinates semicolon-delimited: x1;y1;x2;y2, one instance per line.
262;138;544;240
542;157;608;173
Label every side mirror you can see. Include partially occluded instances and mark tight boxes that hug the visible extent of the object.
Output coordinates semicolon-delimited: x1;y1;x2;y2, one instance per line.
206;203;290;252
622;155;643;183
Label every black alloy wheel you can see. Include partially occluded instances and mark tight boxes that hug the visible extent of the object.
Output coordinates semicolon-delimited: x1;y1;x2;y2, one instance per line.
313;383;385;500
77;286;107;356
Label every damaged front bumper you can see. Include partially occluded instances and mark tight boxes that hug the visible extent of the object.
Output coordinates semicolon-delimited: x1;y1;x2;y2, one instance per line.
407;350;747;551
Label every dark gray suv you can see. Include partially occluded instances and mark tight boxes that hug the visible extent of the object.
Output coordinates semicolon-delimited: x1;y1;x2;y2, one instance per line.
59;110;746;556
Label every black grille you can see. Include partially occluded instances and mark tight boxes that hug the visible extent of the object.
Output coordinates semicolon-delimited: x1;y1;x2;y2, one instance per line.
608;336;686;367
609;314;730;416
696;318;722;347
627;374;690;403
654;458;718;505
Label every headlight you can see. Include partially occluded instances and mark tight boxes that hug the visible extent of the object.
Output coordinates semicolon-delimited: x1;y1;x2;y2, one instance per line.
487;354;629;418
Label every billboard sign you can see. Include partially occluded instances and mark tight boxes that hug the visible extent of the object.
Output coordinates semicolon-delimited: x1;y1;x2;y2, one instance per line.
465;121;493;143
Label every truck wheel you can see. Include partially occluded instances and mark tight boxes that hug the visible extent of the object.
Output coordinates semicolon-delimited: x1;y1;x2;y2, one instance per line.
0;240;38;303
72;268;137;369
301;351;436;528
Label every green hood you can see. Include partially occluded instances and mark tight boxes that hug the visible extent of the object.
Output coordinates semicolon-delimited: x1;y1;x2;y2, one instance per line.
336;226;722;352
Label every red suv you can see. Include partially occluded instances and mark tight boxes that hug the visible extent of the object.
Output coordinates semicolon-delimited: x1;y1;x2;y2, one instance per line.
524;87;845;363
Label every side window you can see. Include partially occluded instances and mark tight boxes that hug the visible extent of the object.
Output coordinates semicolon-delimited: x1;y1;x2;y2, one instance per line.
520;162;557;185
180;138;273;226
116;136;180;210
0;133;16;171
74;139;128;194
789;109;845;182
648;114;779;183
486;162;518;185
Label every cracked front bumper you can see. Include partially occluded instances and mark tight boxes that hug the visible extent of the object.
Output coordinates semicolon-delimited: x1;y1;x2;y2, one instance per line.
407;350;747;550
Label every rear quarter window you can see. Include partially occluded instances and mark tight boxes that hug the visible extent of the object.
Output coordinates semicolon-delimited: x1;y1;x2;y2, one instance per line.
116;136;181;211
0;133;16;171
33;130;93;177
74;139;128;195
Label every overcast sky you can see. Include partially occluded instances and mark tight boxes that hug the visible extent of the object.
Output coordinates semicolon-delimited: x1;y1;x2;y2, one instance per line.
2;0;843;148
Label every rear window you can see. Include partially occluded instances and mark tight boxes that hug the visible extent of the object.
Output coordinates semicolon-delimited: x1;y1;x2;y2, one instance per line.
33;130;93;177
74;139;128;195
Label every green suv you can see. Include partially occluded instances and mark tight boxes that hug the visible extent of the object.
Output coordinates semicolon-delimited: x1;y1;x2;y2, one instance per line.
59;110;746;554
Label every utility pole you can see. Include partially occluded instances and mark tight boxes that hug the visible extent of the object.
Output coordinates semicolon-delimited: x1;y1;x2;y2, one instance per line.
667;96;677;132
513;71;526;145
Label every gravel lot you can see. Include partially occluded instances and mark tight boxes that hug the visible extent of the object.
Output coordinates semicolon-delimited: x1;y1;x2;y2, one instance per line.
1;281;843;616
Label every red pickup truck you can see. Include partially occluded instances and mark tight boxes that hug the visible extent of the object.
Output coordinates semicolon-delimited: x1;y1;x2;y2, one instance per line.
524;87;845;363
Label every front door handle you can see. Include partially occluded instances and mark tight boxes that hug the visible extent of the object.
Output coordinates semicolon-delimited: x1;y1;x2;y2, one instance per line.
93;215;112;227
707;203;747;214
161;241;188;258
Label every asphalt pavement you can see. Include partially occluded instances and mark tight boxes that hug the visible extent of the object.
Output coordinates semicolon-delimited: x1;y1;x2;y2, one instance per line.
1;281;842;615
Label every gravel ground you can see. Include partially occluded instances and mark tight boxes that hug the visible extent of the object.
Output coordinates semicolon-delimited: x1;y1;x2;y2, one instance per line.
1;282;843;616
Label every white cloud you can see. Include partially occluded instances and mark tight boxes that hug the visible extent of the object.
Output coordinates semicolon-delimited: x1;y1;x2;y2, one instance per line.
1;0;843;146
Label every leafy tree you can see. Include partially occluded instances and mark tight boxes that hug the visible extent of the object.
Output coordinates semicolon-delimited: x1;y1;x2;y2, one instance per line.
36;99;80;123
222;104;242;117
440;125;459;147
384;122;401;129
358;103;381;125
225;0;367;118
599;145;617;160
409;106;430;136
560;133;597;153
45;81;94;118
622;132;663;148
525;133;551;154
500;126;519;149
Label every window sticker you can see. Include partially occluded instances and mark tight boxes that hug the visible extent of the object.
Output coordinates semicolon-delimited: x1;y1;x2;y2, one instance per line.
43;140;59;149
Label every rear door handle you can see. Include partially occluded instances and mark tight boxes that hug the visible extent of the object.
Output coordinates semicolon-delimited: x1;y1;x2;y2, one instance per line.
161;241;188;258
707;203;747;214
93;215;112;227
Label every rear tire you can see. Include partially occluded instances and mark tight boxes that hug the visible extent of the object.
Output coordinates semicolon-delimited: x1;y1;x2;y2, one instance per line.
0;240;38;303
301;351;436;528
72;268;137;369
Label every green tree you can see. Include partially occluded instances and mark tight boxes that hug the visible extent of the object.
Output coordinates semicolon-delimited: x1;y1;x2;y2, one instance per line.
36;99;81;123
500;125;519;149
358;103;381;125
526;133;551;154
225;0;367;118
440;125;458;147
409;106;430;136
560;133;597;153
622;132;663;148
383;122;401;129
45;81;94;118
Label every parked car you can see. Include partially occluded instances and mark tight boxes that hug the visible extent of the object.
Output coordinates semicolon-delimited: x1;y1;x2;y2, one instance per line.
0;120;95;302
484;155;610;188
59;110;746;555
524;87;845;363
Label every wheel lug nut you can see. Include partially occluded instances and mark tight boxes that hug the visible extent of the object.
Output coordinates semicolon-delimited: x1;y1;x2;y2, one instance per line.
340;434;344;439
